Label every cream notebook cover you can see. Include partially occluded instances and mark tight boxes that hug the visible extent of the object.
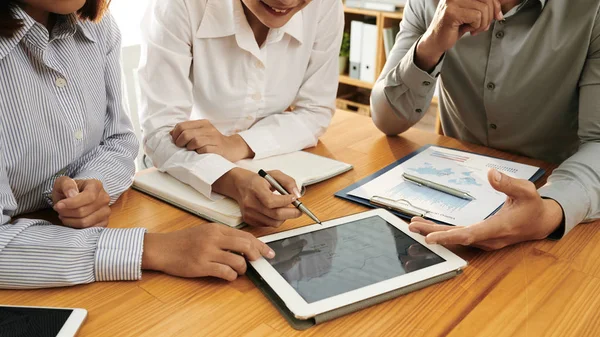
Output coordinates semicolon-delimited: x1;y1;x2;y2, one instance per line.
133;152;353;228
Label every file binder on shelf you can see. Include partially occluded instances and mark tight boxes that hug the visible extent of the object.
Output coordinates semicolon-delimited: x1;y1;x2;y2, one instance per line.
360;23;378;82
349;20;364;79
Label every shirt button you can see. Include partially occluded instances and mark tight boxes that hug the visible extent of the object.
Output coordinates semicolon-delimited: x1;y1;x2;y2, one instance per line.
416;109;423;113
252;92;262;101
490;124;497;130
74;129;84;140
496;31;505;39
256;60;264;69
487;82;496;90
55;78;67;88
499;19;506;25
247;115;253;120
422;81;431;86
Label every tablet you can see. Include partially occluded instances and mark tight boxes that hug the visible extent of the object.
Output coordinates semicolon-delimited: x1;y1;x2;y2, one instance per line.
0;305;87;337
250;209;467;320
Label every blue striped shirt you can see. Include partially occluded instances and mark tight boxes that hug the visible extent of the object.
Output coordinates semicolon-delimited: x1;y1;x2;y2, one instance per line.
0;7;144;289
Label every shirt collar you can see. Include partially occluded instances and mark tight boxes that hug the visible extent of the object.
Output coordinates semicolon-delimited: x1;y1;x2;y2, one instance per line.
196;0;304;44
277;10;303;44
0;6;95;60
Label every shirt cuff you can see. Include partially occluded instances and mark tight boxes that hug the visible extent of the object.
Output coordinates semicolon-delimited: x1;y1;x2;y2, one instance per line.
238;128;281;160
385;38;444;96
94;228;147;282
185;154;237;200
538;179;590;239
73;170;105;184
73;170;123;205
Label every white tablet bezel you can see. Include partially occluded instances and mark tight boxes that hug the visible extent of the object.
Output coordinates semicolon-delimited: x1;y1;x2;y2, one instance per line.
0;305;87;337
250;209;467;320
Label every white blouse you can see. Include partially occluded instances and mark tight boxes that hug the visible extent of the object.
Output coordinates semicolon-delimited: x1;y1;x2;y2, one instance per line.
138;0;344;199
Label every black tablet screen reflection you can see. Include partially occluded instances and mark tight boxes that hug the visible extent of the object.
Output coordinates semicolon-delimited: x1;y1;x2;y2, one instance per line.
267;216;446;303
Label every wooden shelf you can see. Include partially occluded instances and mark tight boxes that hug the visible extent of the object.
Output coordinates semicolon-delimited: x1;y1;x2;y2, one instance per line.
381;10;403;20
339;75;374;89
343;6;380;17
336;98;371;116
340;4;404;109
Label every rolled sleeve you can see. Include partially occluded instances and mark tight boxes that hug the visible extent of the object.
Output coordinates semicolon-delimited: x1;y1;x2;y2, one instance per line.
72;170;105;183
385;40;444;96
94;228;147;282
538;180;591;239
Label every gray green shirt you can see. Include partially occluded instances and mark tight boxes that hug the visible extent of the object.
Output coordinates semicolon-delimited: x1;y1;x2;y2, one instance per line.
371;0;600;238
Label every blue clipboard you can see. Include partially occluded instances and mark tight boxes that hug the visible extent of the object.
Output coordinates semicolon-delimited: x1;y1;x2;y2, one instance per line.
334;144;547;226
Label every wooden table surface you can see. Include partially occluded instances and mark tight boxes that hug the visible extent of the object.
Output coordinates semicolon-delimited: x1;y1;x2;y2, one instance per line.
3;111;600;337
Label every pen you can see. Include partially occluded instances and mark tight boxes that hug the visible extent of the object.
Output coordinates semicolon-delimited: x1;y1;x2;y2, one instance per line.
258;169;322;225
370;196;426;218
402;172;476;201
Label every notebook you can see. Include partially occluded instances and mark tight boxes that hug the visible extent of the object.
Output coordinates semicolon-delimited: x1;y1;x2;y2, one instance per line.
133;152;353;228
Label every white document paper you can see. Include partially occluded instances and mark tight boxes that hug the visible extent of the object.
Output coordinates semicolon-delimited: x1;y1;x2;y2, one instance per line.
348;146;540;225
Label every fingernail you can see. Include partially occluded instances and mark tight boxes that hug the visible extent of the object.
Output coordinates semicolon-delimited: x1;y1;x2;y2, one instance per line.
66;189;78;198
267;249;275;259
498;11;504;20
293;188;301;199
409;227;420;234
493;169;502;183
55;203;65;210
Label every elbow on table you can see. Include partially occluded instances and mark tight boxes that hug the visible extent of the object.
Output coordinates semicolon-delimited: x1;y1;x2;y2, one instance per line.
370;82;410;136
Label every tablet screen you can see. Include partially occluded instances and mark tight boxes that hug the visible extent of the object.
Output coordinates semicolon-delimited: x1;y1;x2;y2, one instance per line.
0;307;72;337
267;216;445;303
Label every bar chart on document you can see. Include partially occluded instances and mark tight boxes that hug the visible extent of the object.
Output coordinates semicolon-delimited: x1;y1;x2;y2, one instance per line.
349;146;540;226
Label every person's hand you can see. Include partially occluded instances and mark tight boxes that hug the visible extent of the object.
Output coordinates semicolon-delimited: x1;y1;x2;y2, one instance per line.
415;0;504;71
51;177;111;229
171;120;254;162
408;169;564;251
213;168;303;227
142;223;276;281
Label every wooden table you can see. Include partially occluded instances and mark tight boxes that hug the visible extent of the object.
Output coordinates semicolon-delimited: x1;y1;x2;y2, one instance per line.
3;111;600;337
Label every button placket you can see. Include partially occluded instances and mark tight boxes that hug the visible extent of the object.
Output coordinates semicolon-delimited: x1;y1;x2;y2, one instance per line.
74;129;84;141
482;22;507;145
55;77;67;88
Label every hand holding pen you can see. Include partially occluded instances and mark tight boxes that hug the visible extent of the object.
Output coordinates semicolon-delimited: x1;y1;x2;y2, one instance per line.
259;169;322;225
213;168;303;227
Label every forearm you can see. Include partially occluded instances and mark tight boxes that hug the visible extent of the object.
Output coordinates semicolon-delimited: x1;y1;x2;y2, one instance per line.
144;128;236;199
71;133;138;203
371;39;441;136
238;107;333;160
0;218;146;289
